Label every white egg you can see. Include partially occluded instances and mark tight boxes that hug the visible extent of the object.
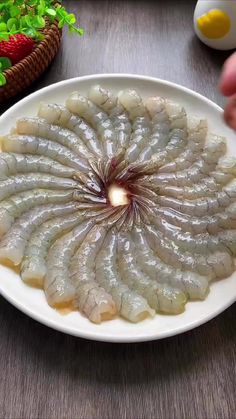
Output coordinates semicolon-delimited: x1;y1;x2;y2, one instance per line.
194;0;236;50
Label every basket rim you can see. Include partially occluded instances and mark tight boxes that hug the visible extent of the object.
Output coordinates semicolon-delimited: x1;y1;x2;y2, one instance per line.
3;21;60;78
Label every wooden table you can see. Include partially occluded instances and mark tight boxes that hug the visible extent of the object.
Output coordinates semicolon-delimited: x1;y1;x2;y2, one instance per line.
0;1;235;418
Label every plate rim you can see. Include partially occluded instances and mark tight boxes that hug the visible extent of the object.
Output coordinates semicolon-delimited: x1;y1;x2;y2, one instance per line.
0;280;235;343
0;73;235;343
1;72;224;116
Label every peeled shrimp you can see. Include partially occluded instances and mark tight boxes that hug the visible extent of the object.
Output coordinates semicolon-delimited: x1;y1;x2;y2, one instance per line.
16;117;93;161
38;102;103;157
117;232;187;313
0;152;76;179
0;189;73;237
1;134;89;173
95;228;154;322
66;92;117;158
133;227;209;299
21;211;85;286
145;225;234;280
69;224;117;323
45;219;95;307
159;118;207;173
0;84;234;325
0;173;77;202
0;202;78;265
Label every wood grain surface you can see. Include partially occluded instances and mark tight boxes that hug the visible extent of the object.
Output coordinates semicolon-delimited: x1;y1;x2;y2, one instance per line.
0;1;235;418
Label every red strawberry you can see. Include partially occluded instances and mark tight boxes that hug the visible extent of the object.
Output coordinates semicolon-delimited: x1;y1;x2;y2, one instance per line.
0;34;34;65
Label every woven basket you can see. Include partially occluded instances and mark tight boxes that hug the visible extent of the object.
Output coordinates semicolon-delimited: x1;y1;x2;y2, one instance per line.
0;21;61;103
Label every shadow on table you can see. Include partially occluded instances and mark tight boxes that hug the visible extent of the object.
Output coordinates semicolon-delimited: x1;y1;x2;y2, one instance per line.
188;36;232;69
1;295;235;385
179;35;235;106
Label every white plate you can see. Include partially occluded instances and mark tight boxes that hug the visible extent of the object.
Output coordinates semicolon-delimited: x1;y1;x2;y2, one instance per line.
0;74;235;343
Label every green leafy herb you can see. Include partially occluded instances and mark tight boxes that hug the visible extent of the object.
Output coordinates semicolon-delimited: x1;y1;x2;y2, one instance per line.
0;57;11;86
0;1;84;41
0;57;12;70
0;1;84;86
0;73;6;86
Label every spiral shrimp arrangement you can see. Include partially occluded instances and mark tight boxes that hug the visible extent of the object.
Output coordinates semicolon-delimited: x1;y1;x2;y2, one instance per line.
0;85;236;324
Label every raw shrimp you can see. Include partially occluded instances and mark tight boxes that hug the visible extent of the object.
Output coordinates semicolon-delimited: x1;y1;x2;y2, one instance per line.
148;148;228;188
66;92;117;158
0;202;78;265
0;84;235;325
132;227;209;299
154;207;236;235
0;152;76;179
21;211;85;286
117;232;187;313
158;118;207;173
38;103;103;157
158;177;220;199
95;228;154;322
88;85;117;112
0;189;73;237
217;156;236;175
145;225;234;279
138;98;187;162
44;206;121;308
1;134;89;173
16;117;93;161
69;224;117;323
45;219;94;308
89;85;133;149
0;173;77;202
16;119;101;192
124;116;151;163
156;192;232;216
118;89;147;120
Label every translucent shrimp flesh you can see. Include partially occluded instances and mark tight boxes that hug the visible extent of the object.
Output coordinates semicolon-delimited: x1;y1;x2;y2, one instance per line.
0;189;73;237
0;85;235;325
38;103;103;158
0;202;78;265
117;232;187;313
0;152;76;180
66;92;117;158
69;224;117;323
95;228;154;322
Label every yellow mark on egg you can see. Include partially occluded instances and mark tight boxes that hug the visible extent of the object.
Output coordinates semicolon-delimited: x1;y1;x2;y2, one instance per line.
197;9;231;39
